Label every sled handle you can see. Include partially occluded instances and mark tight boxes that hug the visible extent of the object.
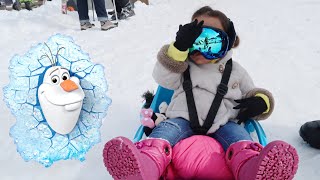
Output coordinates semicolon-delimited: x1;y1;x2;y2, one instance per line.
133;125;144;143
244;119;268;146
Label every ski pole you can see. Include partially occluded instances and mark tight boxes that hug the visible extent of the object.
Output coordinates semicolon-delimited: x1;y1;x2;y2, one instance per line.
112;0;119;25
91;0;95;21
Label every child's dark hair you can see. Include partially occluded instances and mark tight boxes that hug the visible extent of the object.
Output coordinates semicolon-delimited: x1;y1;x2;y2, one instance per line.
192;6;240;48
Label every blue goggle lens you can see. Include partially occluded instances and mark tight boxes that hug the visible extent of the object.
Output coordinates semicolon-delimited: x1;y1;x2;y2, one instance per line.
189;27;229;60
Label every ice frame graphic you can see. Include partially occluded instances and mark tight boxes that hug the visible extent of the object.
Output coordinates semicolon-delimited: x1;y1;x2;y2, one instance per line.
3;34;111;167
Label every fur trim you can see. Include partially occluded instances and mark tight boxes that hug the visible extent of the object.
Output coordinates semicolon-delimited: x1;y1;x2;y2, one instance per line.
157;45;188;73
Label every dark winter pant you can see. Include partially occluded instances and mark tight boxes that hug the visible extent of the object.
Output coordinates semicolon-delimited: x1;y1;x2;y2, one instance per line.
111;0;129;13
149;118;253;151
77;0;108;23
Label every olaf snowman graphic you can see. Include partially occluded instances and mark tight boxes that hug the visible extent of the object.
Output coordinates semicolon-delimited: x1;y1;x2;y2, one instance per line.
38;45;85;135
4;35;111;166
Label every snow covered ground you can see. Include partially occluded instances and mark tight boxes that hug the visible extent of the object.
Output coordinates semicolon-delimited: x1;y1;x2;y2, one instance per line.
1;0;320;179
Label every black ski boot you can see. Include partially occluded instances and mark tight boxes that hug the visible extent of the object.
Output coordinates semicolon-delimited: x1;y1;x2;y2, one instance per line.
300;120;320;149
108;10;115;15
25;1;32;10
111;12;126;21
111;2;135;21
122;2;135;18
0;1;6;10
12;1;21;11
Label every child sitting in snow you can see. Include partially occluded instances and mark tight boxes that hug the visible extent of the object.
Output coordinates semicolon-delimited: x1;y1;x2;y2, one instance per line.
103;6;299;180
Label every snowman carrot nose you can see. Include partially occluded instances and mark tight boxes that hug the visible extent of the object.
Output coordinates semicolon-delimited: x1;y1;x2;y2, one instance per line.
60;79;78;92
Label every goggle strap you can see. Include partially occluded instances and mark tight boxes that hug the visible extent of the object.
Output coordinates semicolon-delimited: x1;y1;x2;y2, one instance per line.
227;19;236;50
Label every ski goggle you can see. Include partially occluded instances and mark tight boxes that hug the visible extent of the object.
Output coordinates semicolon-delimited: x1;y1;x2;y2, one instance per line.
189;26;229;60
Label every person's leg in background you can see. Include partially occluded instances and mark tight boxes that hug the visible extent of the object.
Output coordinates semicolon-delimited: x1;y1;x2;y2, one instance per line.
12;0;22;11
77;0;94;30
20;0;33;10
111;0;135;20
110;0;125;20
121;0;135;19
111;0;123;14
93;0;117;30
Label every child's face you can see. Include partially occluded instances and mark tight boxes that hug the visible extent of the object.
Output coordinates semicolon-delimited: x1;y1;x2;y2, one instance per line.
190;16;225;65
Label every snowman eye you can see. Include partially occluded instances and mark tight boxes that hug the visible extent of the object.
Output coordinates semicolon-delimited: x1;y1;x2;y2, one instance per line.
51;75;60;84
61;72;70;81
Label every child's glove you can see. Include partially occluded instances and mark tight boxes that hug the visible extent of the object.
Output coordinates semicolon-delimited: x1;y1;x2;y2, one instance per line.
233;97;267;124
174;19;204;51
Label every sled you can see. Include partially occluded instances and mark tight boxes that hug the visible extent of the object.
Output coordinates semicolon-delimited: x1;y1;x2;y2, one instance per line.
134;85;268;146
131;86;268;179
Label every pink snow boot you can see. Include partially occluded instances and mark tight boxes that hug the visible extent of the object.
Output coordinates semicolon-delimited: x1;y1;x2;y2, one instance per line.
226;140;299;180
103;136;172;180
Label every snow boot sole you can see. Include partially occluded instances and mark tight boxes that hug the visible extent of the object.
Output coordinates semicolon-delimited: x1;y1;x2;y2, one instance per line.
249;140;299;180
103;137;145;180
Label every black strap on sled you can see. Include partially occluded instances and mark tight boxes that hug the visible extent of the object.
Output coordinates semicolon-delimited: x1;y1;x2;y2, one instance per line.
183;59;233;135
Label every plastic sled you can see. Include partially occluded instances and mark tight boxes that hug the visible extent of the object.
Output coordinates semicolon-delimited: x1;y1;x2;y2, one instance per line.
134;86;268;179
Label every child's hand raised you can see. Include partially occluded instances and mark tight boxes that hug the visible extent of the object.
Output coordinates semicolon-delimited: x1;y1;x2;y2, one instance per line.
174;19;204;51
233;97;268;124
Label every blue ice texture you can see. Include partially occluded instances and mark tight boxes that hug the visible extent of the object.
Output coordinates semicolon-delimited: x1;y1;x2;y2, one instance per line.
3;34;112;167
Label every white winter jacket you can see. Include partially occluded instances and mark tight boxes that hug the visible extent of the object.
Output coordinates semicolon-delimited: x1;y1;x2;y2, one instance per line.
152;45;274;134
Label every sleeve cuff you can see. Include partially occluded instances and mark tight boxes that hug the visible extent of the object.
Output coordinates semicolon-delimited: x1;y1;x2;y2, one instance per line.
167;42;189;62
255;93;270;114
